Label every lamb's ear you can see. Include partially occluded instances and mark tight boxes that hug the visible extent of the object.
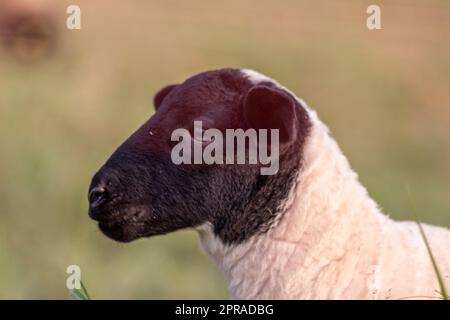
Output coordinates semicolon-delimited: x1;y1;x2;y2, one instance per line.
153;84;177;111
243;85;297;143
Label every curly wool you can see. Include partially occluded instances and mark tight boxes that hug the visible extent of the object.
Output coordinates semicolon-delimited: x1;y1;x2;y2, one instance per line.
197;70;450;300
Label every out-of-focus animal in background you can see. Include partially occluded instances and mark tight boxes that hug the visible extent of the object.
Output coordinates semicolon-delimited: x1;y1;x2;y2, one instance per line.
0;0;57;61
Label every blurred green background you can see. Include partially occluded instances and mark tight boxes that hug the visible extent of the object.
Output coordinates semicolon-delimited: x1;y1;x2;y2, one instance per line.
0;0;449;299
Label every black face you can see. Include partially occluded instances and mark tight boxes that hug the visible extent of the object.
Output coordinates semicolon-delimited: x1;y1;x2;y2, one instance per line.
88;69;311;243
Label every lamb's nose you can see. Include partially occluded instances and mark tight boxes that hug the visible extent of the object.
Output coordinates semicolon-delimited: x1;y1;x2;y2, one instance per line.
88;186;109;208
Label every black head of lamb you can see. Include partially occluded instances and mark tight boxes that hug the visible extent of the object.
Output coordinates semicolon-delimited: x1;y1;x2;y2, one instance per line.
88;68;311;244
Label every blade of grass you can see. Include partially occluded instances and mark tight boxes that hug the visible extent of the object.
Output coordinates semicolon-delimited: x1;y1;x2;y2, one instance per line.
80;280;91;300
414;218;449;300
406;186;449;300
69;288;88;300
68;280;91;300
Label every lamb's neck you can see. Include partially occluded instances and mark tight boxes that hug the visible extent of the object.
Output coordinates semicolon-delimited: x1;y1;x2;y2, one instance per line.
271;119;390;256
199;120;391;299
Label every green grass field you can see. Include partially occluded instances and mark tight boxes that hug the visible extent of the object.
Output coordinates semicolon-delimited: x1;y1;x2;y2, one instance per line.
0;0;449;299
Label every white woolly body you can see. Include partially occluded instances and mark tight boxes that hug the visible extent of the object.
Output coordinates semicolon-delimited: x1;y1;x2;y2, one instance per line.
196;70;450;300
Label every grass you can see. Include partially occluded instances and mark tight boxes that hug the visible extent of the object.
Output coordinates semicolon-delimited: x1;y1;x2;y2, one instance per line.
69;281;91;300
415;220;449;300
407;186;449;300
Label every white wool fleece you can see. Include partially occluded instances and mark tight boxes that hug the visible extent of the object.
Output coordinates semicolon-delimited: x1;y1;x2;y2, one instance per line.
197;70;450;300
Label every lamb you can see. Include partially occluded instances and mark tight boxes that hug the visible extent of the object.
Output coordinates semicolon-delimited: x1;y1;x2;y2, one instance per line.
88;68;450;299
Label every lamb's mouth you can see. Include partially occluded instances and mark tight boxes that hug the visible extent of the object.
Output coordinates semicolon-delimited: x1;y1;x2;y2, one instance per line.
97;210;147;242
